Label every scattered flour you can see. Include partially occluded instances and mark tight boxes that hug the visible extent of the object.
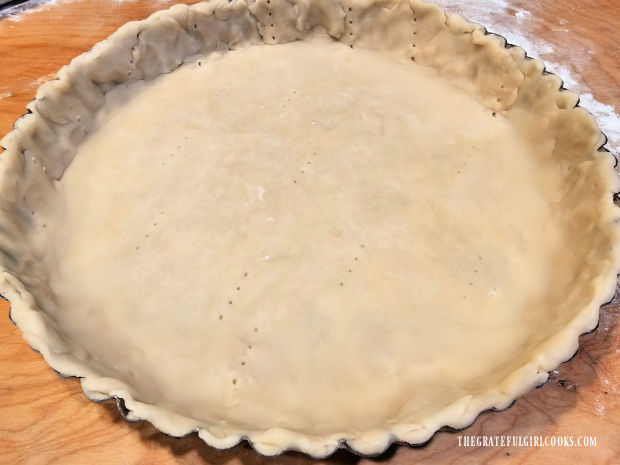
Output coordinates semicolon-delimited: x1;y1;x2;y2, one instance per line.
30;73;57;89
257;186;266;202
514;9;530;20
0;0;59;21
434;0;620;155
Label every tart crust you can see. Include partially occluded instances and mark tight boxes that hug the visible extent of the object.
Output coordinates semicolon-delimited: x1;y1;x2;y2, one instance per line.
0;0;619;458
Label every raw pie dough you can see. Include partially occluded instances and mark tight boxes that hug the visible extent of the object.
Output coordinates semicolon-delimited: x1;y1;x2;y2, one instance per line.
0;0;618;458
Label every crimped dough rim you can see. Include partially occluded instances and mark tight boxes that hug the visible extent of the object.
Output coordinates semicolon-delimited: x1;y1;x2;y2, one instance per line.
0;0;619;458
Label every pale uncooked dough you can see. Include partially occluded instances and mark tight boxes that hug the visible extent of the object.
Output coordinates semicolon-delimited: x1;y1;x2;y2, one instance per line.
0;0;618;458
53;40;560;433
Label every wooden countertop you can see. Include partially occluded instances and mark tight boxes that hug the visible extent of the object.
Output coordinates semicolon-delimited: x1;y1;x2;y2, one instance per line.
0;1;618;464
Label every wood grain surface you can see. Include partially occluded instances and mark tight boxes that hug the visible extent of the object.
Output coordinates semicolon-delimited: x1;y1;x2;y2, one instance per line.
0;1;619;464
